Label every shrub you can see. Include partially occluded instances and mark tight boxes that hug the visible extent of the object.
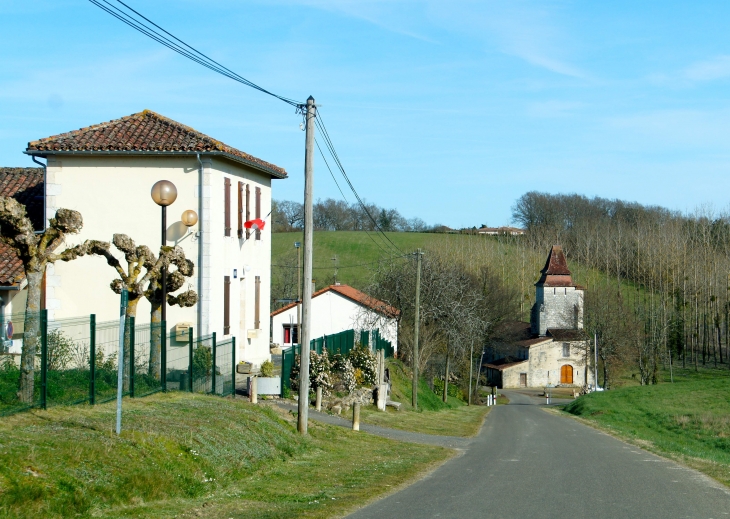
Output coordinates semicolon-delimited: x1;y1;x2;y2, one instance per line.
193;346;212;379
331;353;356;394
348;344;377;386
433;377;460;399
260;360;275;378
47;330;75;371
290;350;332;396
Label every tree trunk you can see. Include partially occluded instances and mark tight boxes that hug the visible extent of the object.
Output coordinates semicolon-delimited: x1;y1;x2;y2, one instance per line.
442;348;450;403
149;298;162;380
123;297;139;391
18;269;44;403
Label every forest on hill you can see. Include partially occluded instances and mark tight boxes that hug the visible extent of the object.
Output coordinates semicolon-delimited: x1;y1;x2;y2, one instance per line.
271;191;730;391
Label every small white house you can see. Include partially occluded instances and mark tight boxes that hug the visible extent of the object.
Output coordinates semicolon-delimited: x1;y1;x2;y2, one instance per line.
270;284;398;349
9;110;288;365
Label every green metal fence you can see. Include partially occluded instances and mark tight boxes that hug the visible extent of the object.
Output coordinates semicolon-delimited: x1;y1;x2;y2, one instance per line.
0;311;240;418
280;328;394;396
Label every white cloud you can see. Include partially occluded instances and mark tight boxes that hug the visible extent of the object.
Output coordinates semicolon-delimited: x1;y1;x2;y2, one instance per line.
427;1;587;79
683;55;730;82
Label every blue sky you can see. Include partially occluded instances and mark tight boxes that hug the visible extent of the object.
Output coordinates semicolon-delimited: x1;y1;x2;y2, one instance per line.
2;1;730;228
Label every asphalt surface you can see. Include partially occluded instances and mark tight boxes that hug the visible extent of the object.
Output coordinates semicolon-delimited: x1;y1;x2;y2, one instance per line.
346;390;730;519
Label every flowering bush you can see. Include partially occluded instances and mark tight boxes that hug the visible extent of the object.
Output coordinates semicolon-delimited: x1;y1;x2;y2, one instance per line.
348;343;377;386
290;350;332;396
331;353;356;394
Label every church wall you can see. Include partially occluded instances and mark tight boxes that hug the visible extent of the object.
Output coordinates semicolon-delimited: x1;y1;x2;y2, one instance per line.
524;340;594;388
535;286;584;336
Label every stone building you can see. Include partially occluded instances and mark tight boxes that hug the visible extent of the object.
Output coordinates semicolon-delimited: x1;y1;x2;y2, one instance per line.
486;245;594;388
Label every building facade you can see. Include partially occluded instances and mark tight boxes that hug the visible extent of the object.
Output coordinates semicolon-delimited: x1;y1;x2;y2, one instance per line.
486;245;594;388
270;284;398;349
12;110;286;365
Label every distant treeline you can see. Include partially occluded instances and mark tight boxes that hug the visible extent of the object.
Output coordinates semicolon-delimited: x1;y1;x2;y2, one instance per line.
513;191;730;385
272;198;438;233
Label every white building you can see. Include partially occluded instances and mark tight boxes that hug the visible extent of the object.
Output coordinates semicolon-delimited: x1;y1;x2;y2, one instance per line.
10;110;287;365
270;284;398;349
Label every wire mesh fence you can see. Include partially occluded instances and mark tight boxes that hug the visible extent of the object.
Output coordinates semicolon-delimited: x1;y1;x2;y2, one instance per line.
0;311;239;418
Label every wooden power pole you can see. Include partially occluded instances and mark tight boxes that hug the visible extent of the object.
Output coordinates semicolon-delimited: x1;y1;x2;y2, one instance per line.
298;96;316;435
412;248;423;409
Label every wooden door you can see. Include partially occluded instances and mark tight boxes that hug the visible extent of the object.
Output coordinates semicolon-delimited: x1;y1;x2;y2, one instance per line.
519;373;527;387
560;365;573;384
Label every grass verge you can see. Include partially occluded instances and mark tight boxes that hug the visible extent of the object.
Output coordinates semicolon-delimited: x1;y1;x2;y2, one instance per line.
563;374;730;487
0;392;451;518
358;359;489;437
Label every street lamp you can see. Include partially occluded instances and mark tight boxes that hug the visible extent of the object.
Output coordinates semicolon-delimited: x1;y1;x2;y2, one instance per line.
151;180;178;323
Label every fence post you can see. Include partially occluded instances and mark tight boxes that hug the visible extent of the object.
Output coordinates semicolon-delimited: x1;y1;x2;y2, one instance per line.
188;327;193;392
89;314;96;405
129;317;135;398
211;332;217;395
231;336;236;398
40;309;48;410
161;321;167;392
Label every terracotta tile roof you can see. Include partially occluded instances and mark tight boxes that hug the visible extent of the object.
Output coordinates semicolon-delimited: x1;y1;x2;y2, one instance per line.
486;357;527;371
26;110;287;178
271;284;399;319
536;245;574;287
0;167;44;287
547;328;589;342
515;336;553;348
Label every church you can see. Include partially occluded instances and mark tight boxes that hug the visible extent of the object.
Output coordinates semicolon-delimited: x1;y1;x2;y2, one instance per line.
485;245;595;389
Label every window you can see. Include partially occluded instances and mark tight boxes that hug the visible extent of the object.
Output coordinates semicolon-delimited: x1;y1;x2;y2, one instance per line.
224;276;231;335
255;187;261;240
224;178;231;237
283;324;299;345
562;343;570;357
237;181;244;238
254;275;261;329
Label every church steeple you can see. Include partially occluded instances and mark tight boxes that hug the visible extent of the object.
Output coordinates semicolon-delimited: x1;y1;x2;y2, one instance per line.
531;245;584;336
536;245;573;287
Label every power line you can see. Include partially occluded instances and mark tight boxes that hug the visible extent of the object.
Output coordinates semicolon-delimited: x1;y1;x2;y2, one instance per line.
90;0;404;255
314;138;395;257
88;0;302;108
272;254;409;271
314;113;406;256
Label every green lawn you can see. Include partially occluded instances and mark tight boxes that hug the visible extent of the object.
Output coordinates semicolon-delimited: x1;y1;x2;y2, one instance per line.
0;392;451;518
358;359;490;437
563;370;730;486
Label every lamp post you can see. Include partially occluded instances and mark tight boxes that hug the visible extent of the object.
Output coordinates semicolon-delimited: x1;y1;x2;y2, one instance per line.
151;180;178;323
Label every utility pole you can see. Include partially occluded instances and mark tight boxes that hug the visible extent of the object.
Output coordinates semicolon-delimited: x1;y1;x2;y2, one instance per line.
298;96;316;435
468;339;474;406
295;241;301;345
412;248;423;409
332;255;338;284
594;332;598;389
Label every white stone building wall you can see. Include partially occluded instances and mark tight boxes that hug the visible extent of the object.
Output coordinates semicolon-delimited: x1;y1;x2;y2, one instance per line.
534;286;584;336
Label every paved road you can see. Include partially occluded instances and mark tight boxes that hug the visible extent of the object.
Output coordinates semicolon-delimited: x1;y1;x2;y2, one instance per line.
347;390;730;519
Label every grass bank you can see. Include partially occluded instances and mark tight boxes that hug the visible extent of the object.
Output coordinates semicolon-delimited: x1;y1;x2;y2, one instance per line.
359;360;490;437
0;392;450;518
564;372;730;486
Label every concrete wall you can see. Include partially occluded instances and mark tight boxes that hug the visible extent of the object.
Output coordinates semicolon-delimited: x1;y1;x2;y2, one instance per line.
44;154;275;366
526;340;594;387
271;290;397;349
533;285;584;336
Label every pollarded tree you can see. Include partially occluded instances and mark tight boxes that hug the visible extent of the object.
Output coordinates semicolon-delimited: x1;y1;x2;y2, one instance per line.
91;234;196;382
0;196;101;403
